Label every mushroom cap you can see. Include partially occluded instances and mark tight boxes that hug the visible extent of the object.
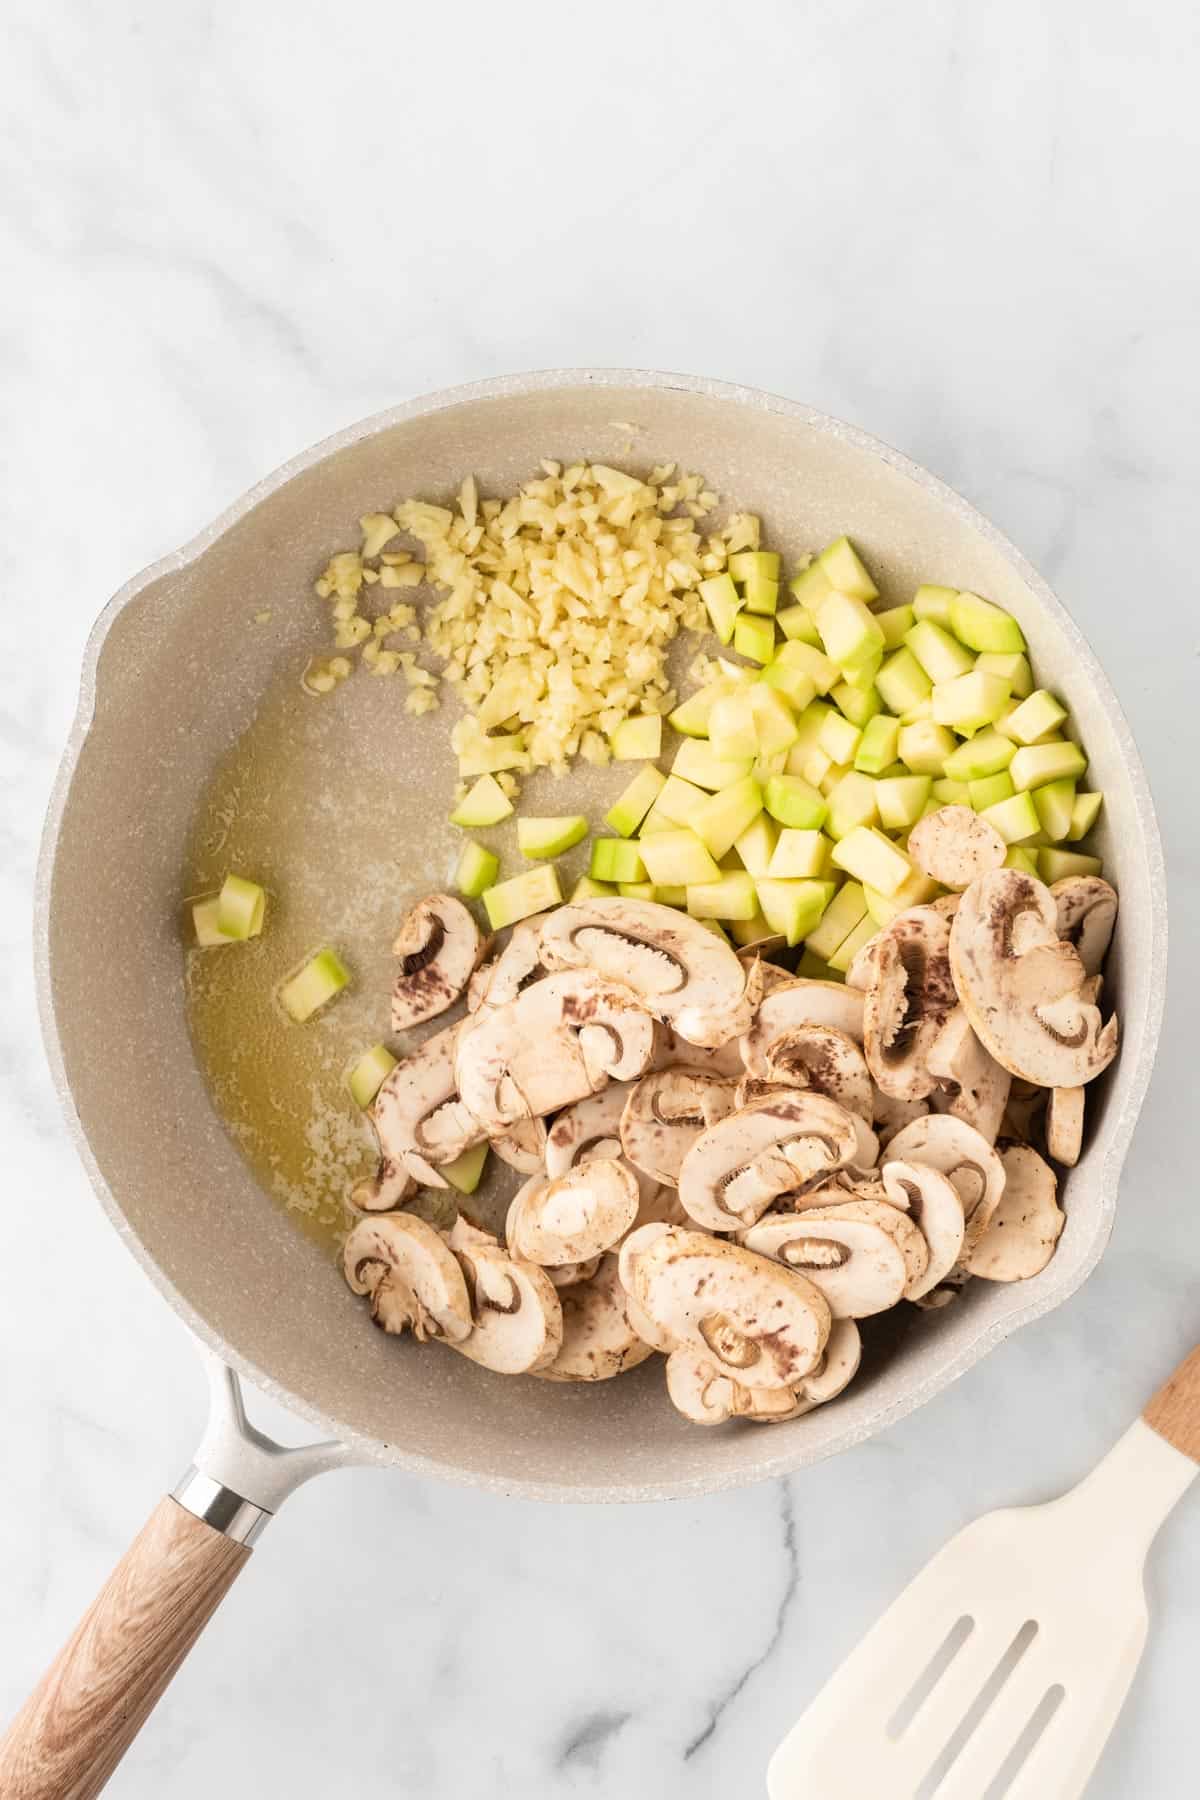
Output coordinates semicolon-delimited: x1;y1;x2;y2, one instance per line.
950;870;1119;1087
926;1005;1012;1143
505;1157;641;1266
342;1212;473;1343
454;970;655;1134
741;980;865;1073
544;1082;657;1205
451;1243;564;1373
488;1116;548;1174
880;1160;966;1299
862;905;959;1101
538;896;751;1048
390;894;486;1032
1052;876;1118;976
966;1143;1064;1281
677;1091;862;1232
884;1112;1006;1256
1045;1086;1085;1167
619;1068;737;1186
740;1208;910;1318
908;805;1006;890
757;1023;874;1120
536;1253;656;1382
623;1225;832;1389
371;1022;485;1188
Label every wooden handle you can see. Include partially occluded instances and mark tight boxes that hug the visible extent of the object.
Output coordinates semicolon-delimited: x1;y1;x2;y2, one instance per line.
1144;1345;1200;1464
0;1497;251;1800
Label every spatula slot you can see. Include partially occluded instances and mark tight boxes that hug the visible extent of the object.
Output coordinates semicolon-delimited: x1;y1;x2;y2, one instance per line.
982;1682;1066;1800
915;1619;1039;1797
886;1615;975;1741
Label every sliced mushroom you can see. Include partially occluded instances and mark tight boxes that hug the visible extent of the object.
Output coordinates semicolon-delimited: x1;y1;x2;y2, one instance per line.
391;894;486;1031
738;945;796;997
619;1068;737;1186
863;905;958;1102
741;1208;910;1318
926;1006;1012;1143
489;1116;549;1174
466;959;495;1014
758;1024;874;1120
454;970;655;1134
546;1255;602;1291
536;1253;656;1381
346;1160;418;1216
652;1023;745;1078
1052;876;1118;976
880;1160;965;1300
664;1349;806;1425
884;1113;1006;1258
368;1022;485;1190
505;1158;640;1266
845;932;883;992
950;870;1119;1087
467;916;548;1014
741;980;865;1073
1046;1087;1085;1167
872;1087;930;1147
966;1143;1064;1281
543;1082;657;1208
908;805;1006;890
792;1318;863;1410
929;893;962;919
538;896;750;1047
342;1212;473;1342
451;1242;564;1374
621;1225;832;1389
678;1092;861;1231
1001;1080;1049;1146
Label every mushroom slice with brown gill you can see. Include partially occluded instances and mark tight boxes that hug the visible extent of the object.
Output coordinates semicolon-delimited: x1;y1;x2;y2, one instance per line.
741;980;866;1072
796;1198;930;1296
366;1021;485;1192
949;870;1119;1088
451;1241;563;1375
536;1253;656;1382
342;1212;473;1343
1052;876;1118;977
466;916;548;1014
488;1116;548;1174
345;1158;418;1217
653;1025;746;1079
505;1158;641;1266
1046;1086;1085;1167
739;1317;865;1423
885;1113;1006;1261
879;1160;965;1300
619;1068;737;1186
390;894;487;1032
740;1208;910;1318
454;970;655;1135
544;1082;657;1208
908;804;1006;891
677;1091;861;1232
737;943;796;997
844;932;883;992
966;1143;1064;1281
926;1005;1012;1143
537;896;750;1048
621;1226;832;1390
863;905;958;1102
759;1024;874;1121
664;1349;807;1425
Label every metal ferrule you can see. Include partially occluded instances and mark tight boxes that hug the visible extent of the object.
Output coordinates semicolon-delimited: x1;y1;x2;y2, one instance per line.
172;1466;272;1547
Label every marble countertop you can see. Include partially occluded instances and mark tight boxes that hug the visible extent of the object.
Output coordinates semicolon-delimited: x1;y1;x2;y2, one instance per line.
4;3;1200;1794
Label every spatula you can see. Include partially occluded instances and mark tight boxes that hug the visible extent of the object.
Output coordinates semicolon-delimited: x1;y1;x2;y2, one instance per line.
768;1345;1200;1800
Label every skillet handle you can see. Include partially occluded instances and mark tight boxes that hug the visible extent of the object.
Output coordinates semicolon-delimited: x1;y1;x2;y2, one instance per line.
0;1495;252;1800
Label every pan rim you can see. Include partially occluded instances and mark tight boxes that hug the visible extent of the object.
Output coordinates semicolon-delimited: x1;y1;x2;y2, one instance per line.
33;368;1169;1502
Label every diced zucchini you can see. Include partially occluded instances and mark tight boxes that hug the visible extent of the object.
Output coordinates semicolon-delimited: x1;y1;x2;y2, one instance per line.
912;584;957;625
819;761;850;798
815;591;885;671
655;774;710;826
980;790;1041;845
571;876;617;900
905;618;975;684
756;878;834;947
733;612;777;666
730;911;775;947
686;872;759;921
831;827;913;896
796;947;841;981
753;749;789;782
694;776;765;859
931;778;971;807
638;806;677;837
826;770;879;840
777;604;822;646
942;730;1016;781
817;536;878;601
897;721;958;775
606;765;667;836
440;1142;490;1195
483;865;563;928
656;885;688;907
708;691;760;759
1038;848;1102;883
455;725;529;779
517;815;588;859
1009;741;1088;791
950;592;1026;654
863;868;939;926
766;641;838;698
609;714;663;760
729;550;781;582
216;873;267;941
347;1044;398;1108
876;774;932;831
838;650;884;693
1032;779;1077;842
699;573;742;644
672;740;754;791
279;948;350;1022
788;560;834;613
805;881;869;959
827;912;880;974
1004;847;1040;876
639;830;722;887
1067;792;1103;841
876;647;933;716
968;772;1015;810
832;681;883;728
192;897;234;946
589;839;646;885
619;881;658;900
855;715;901;774
817;710;862;766
975;651;1033;699
455;840;500;898
734;813;780;878
1004;689;1068;746
449;774;514;828
767;828;831;879
763;774;827;830
741;573;779;615
876;605;915;650
932;671;1012;732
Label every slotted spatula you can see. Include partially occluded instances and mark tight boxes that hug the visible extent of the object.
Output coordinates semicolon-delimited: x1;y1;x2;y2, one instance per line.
769;1345;1200;1800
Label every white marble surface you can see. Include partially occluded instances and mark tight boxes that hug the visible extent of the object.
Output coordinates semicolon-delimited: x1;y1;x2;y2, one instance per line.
3;2;1200;1794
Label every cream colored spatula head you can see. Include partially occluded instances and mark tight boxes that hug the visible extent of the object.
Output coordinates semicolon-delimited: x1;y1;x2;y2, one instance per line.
769;1346;1200;1800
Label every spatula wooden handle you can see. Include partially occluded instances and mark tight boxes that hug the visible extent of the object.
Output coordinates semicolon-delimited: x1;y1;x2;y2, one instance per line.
1143;1345;1200;1464
0;1497;250;1800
